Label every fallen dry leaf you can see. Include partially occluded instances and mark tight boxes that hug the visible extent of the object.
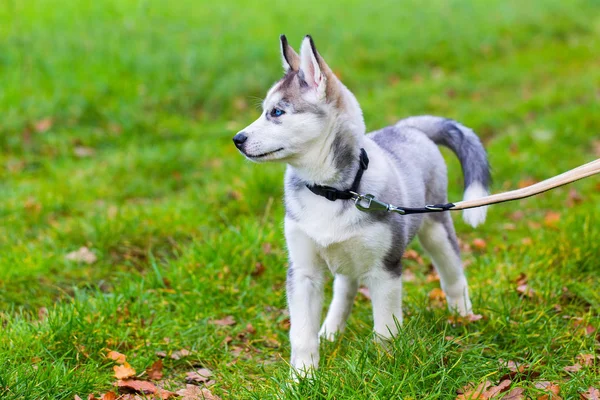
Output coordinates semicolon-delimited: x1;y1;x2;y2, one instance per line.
581;387;600;400
74;395;83;400
518;178;538;189
563;363;582;373
576;353;595;367
516;284;535;298
34;118;53;133
482;379;512;398
146;359;163;380
209;316;236;326
106;350;126;364
472;238;487;250
429;288;446;308
521;237;533;246
403;269;416;282
426;270;440;283
186;368;213;384
116;380;175;399
502;387;525;399
510;211;525;221
358;286;371;300
113;362;136;380
66;247;97;264
456;380;491;399
74;146;96;158
543;211;561;227
171;348;192;360
593;140;600;157
535;381;560;400
566;189;583;207
177;384;221;400
251;262;265;277
403;249;424;265
245;323;256;334
448;313;484;325
101;393;117;400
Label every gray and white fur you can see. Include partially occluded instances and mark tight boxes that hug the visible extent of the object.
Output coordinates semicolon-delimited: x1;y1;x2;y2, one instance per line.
233;35;491;376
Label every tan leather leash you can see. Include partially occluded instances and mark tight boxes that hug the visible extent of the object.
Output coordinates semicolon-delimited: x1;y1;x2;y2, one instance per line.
352;158;600;214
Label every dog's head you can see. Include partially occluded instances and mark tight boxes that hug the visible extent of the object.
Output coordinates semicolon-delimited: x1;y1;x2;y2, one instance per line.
233;35;364;164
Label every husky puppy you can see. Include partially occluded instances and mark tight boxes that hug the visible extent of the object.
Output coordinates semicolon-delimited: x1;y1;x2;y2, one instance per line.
233;35;490;375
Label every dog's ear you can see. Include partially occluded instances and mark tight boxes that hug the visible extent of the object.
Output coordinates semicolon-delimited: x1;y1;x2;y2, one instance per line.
280;35;300;72
299;35;338;101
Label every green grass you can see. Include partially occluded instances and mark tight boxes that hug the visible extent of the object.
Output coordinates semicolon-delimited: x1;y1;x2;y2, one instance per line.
1;0;599;398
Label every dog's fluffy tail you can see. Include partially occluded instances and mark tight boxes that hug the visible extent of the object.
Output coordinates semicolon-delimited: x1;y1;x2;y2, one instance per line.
396;116;491;227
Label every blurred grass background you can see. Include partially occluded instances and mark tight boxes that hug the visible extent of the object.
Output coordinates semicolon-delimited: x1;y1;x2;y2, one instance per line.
0;0;599;398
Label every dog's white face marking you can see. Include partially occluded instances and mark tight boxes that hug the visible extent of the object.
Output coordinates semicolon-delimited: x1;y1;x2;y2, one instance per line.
236;77;329;163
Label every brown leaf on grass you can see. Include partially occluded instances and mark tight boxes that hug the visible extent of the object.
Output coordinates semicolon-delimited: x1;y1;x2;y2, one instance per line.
358;286;371;300
543;211;561;228
177;384;221;400
528;221;542;230
262;242;272;254
572;318;596;336
448;313;484;325
171;348;192;360
146;359;163;380
593;140;600;157
482;379;512;398
563;363;582;373
521;237;533;246
114;362;136;379
514;273;528;286
403;249;424;265
426;270;440;283
498;359;540;382
245;323;256;334
101;393;117;400
429;288;446;308
116;380;175;399
535;381;561;399
580;387;600;400
74;396;83;400
66;247;97;264
106;350;126;364
155;351;167;358
251;262;265;277
502;387;525;399
74;146;96;158
472;238;487;250
510;211;524;221
209;316;236;326
566;189;583;207
518;178;538;189
34;118;53;133
516;284;535;298
456;380;491;399
186;368;213;384
403;269;416;282
576;353;595;367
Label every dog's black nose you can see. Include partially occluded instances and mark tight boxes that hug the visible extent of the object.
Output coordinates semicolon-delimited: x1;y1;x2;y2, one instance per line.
233;132;248;148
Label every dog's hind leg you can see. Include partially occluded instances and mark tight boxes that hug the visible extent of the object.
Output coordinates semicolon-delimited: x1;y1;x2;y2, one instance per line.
319;274;358;341
418;215;473;316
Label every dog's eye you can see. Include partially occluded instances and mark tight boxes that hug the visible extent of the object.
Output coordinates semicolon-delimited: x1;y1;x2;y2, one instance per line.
270;108;285;117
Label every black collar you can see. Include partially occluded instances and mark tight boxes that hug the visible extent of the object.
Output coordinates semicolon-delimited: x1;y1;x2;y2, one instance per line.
306;148;369;201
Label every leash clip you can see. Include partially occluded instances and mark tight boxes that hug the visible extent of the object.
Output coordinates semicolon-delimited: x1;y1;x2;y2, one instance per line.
351;193;391;213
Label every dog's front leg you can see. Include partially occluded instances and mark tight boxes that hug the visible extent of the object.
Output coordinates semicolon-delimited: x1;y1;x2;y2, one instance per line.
285;222;324;376
365;268;403;342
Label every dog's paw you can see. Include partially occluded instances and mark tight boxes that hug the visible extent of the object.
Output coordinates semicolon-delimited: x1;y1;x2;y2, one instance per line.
318;325;340;342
